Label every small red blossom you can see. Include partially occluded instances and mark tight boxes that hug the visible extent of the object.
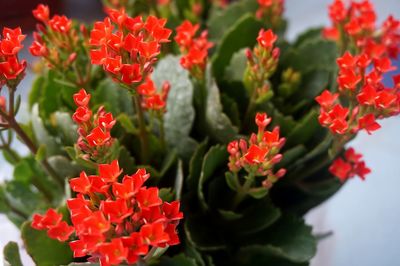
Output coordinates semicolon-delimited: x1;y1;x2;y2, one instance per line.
358;114;381;134
99;160;122;182
73;89;91;107
257;29;277;49
330;148;371;182
33;4;50;22
315;90;339;110
49;15;72;33
86;127;111;147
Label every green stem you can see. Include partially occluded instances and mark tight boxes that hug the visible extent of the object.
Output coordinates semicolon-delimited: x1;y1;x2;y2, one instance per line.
232;172;255;209
132;94;149;164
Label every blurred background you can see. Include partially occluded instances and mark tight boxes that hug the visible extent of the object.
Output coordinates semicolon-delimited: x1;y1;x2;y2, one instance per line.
0;0;399;265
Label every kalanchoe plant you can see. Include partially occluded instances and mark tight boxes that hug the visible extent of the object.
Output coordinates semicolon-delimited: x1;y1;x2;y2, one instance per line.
1;0;400;265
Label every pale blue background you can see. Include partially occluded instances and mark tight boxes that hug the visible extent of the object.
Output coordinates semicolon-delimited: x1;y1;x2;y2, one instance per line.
0;0;399;265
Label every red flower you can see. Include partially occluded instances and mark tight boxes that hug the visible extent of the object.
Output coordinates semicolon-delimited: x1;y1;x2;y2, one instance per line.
120;64;142;85
0;56;26;80
257;29;278;49
374;57;396;73
315;90;339;110
47;221;75;242
33;4;50;22
70;172;91;194
98;238;128;266
137;76;156;96
136;187;163;210
122;233;148;264
175;20;199;49
86;127;111;147
31;208;62;230
99;160;122;183
112;170;149;199
255;112;271;130
162;201;184;221
337;51;358;69
101;199;133;223
358;114;381;134
29;41;48;57
140;222;169;246
0;28;25;55
328;0;347;23
344;148;362;163
354;161;371;180
49;15;72;33
329;158;352;182
357;84;377;106
72;106;92;124
244;145;268;164
73;89;91;107
375;90;397;109
337;69;361;90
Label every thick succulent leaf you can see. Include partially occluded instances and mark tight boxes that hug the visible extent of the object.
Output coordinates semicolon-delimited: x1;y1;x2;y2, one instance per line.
224;48;247;83
293;28;323;48
285;109;320;147
3;241;23;266
29;76;45;110
228;197;281;235
157;254;198;266
93;78;134;116
184;215;226;251
237;214;316;264
48;155;82;179
31;104;60;156
152;55;198;160
21;222;73;266
207;0;259;42
205;75;238;143
187;139;209;190
277;145;307;169
235;246;308;266
297;69;331;100
197;145;228;211
212;14;262;81
51;112;78;146
38;70;63;119
281;39;337;73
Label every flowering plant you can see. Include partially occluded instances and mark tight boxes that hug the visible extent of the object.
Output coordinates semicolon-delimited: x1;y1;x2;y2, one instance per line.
1;0;399;265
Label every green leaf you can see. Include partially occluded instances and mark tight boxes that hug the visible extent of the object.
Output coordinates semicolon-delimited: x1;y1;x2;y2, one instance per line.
230;198;281;235
21;222;73;266
248;187;269;199
218;209;243;221
48;155;81;179
35;144;47;162
159;188;175;202
282;39;337;73
224;48;248;83
285;109;320;147
52;111;78;146
152;55;198;160
157;254;198;266
225;172;239;191
207;0;259;42
3;241;23;266
187;139;208;190
238;214;317;264
205;75;238;143
31;104;60;156
198;145;228;211
297;69;331;100
174;160;184;200
294;28;323;48
277;145;307;169
38;70;63;119
117;113;137;134
184;215;226;251
29;76;45;110
212;14;262;81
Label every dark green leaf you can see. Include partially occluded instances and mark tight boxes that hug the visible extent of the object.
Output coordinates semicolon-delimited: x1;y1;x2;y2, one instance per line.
225;172;239;191
29;76;44;110
21;222;73;266
198;145;228;211
117;113;137;134
248;187;269;199
157;254;198;266
224;48;247;83
212;14;262;81
285;109;320;147
3;241;23;266
38;70;62;119
187;139;208;190
208;0;259;42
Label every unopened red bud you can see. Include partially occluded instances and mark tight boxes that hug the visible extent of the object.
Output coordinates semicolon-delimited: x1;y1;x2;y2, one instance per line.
80;24;89;38
68;52;77;64
271;154;283;164
262;179;273;189
278;138;286;149
250;133;258;144
36;24;47;34
275;168;286;178
246;48;254;63
272;47;280;59
239;139;248;153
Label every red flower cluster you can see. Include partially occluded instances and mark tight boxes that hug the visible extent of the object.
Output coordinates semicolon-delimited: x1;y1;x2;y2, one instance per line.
227;112;286;188
256;0;284;27
245;29;280;100
90;8;171;86
137;76;170;112
0;27;26;82
329;147;371;182
32;160;183;266
72;89;116;162
32;208;74;242
30;5;79;69
316;51;399;136
323;0;400;59
175;20;213;79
